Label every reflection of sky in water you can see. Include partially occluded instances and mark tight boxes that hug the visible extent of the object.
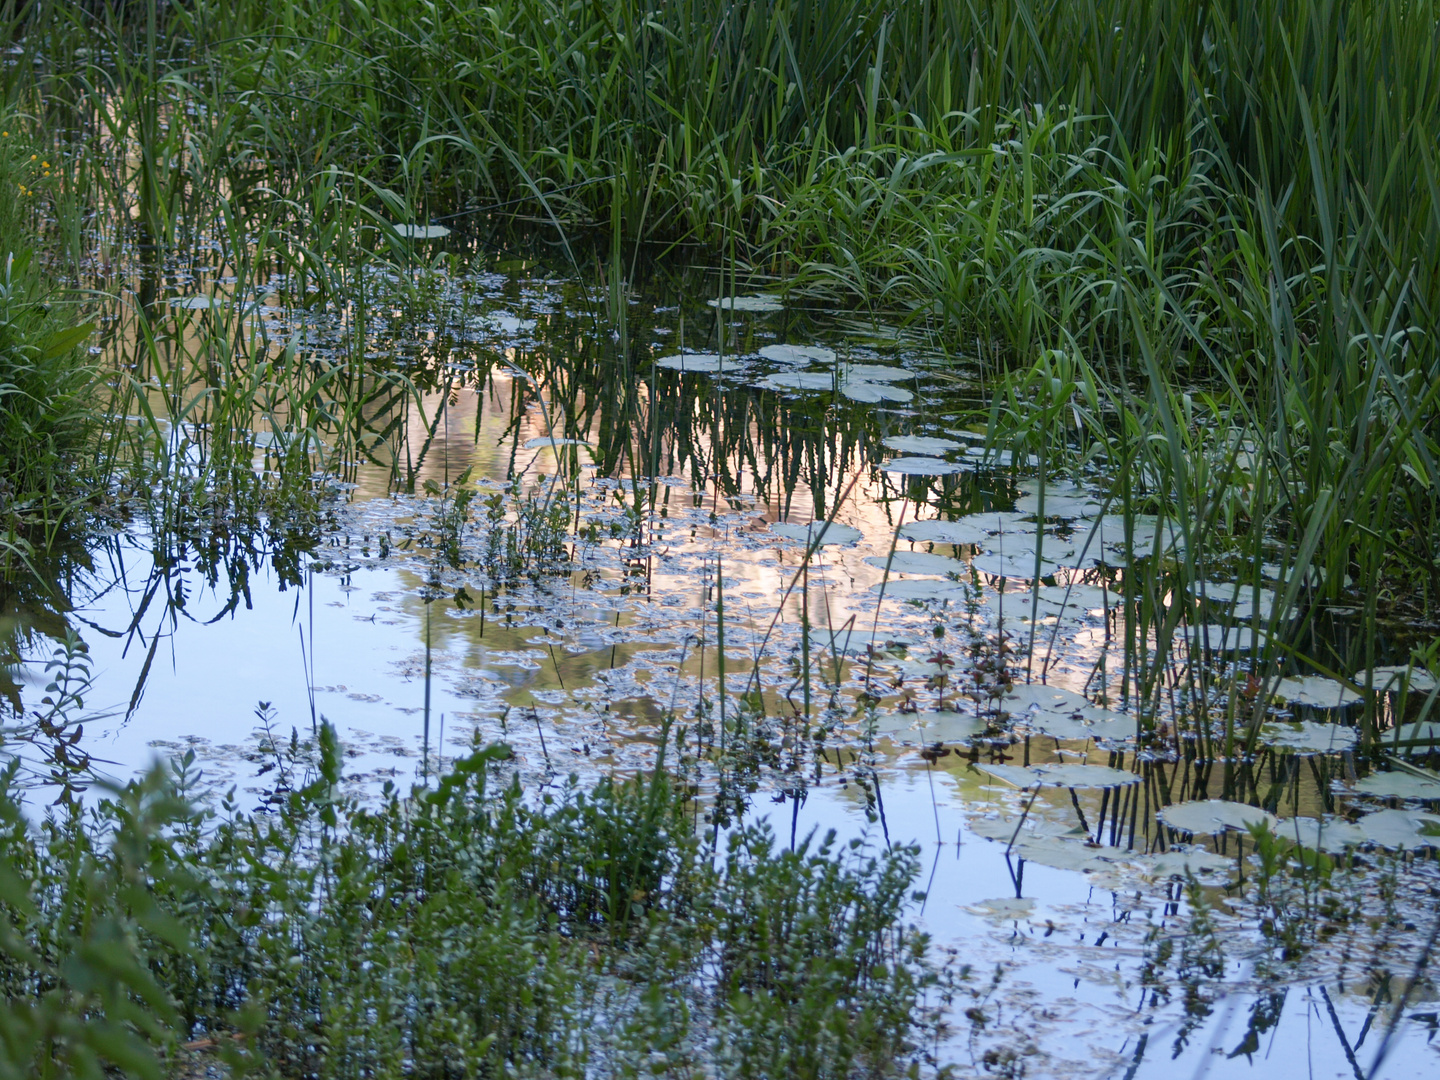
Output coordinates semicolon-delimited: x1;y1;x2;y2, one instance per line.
19;264;1440;1078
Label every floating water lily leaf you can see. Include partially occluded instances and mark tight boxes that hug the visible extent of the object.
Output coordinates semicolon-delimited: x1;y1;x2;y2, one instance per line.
523;436;592;449
1073;515;1184;561
1012;835;1112;872
898;519;990;546
877;711;991;744
656;352;739;373
965;897;1035;919
1002;684;1092;714
1356;808;1440;850
968;817;1078;843
1024;710;1134;742
1158;800;1278;835
770;521;863;546
972;553;1061;579
392;223;450;240
1259;720;1358;753
1026;585;1113;615
974;762;1139;789
841;381;913;404
169;295;224;310
1012;485;1103;518
758;344;836;365
1353;773;1440;801
882;435;964;456
818;628;911;656
483;313;536;334
1364;666;1440;694
1137;849;1235;876
1187;625;1267;653
872;579;971;602
709;295;783;312
863;551;967;576
1276;817;1368;854
761;371;836;392
962;446;1037;467
839;364;912;382
1272;676;1363;709
883;456;966;475
1386;721;1440;748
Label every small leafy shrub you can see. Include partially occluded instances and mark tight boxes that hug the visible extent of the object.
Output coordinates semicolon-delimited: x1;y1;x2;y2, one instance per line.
0;724;947;1078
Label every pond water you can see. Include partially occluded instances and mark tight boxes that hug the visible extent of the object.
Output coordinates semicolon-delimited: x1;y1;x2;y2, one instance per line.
7;245;1440;1077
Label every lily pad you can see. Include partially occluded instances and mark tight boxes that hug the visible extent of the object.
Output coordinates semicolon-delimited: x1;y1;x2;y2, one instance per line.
482;313;536;334
840;381;913;404
761;371;836;392
1013;490;1103;518
1276;817;1368;854
1158;800;1278;835
1186;625;1268;653
818;628;911;656
863;551;967;576
972;553;1061;579
1012;835;1112;872
169;295;225;310
1363;666;1440;694
770;521;863;546
1001;684;1092;714
523;436;592;449
1385;721;1440;749
1356;808;1440;850
876;711;991;744
709;295;783;312
1272;676;1363;709
965;897;1035;919
974;762;1139;789
391;223;451;240
758;344;835;365
898;519;990;546
1353;773;1440;801
882;435;964;456
839;364;913;382
655;352;749;373
1024;710;1135;742
1137;849;1235;876
1258;720;1358;753
871;579;971;602
883;456;966;476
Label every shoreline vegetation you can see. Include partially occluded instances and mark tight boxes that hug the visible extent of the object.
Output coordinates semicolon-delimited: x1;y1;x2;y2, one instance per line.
2;1;1439;1075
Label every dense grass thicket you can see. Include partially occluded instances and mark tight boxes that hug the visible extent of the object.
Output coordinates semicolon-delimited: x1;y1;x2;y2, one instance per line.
0;731;943;1078
0;0;1435;624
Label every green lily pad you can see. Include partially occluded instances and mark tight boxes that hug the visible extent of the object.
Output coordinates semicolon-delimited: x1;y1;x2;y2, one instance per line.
1258;720;1358;753
656;352;741;373
863;551;967;576
709;295;783;312
1158;800;1278;835
392;223;450;240
770;521;863;546
1272;676;1363;709
898;519;990;546
882;435;964;455
758;344;835;365
1353;773;1440;801
883;456;966;476
974;762;1139;789
1275;817;1367;854
1356;808;1440;850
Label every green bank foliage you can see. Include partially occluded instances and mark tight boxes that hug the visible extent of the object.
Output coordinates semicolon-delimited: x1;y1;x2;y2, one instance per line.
0;118;100;577
1;0;1436;624
0;729;944;1078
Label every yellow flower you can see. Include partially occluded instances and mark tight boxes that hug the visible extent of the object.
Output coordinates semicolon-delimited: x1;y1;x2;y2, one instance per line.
41;161;48;168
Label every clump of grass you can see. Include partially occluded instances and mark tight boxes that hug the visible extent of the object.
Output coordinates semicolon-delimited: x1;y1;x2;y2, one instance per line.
0;723;948;1078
